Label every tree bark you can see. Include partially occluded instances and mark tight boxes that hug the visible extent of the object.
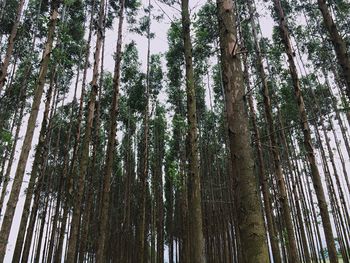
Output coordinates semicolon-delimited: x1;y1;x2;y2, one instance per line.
65;0;105;260
216;0;269;261
272;1;339;261
95;0;124;260
317;0;350;99
180;0;206;262
0;1;59;261
0;0;25;92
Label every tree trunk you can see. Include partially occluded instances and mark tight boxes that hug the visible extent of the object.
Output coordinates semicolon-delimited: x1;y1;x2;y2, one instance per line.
272;1;339;261
95;0;124;260
0;1;59;261
317;0;350;99
247;94;282;263
180;0;206;262
0;0;25;92
246;2;299;261
216;0;269;261
12;68;56;262
65;0;105;260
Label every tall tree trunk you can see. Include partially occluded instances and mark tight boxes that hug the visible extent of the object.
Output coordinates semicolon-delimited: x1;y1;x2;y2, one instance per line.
272;1;339;261
0;0;25;92
317;0;350;99
180;0;205;262
95;0;124;260
12;68;56;262
138;1;151;261
247;94;282;263
216;0;269;261
65;0;105;260
246;2;299;261
0;1;59;261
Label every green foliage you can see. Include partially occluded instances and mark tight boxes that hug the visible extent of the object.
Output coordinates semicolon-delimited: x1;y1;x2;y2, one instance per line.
149;54;163;99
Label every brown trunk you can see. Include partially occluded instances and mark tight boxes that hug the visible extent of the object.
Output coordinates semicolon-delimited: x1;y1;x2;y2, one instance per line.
272;1;339;261
246;2;299;261
317;0;350;99
0;0;25;92
278;112;311;262
180;0;205;262
138;1;151;261
95;0;124;260
247;95;282;263
216;0;269;261
0;1;59;261
65;0;105;260
12;68;56;262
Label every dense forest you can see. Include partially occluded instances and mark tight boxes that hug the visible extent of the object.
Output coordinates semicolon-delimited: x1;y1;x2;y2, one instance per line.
0;0;349;262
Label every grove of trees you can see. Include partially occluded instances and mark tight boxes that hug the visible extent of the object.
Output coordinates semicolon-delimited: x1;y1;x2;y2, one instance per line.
0;0;349;262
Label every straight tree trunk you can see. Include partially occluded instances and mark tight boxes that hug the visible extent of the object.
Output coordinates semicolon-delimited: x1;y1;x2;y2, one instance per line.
12;68;56;262
65;0;105;260
180;0;205;262
0;0;25;93
138;1;151;261
0;1;59;261
95;0;124;260
247;94;282;263
272;1;339;262
216;0;269;261
246;2;299;261
317;0;350;99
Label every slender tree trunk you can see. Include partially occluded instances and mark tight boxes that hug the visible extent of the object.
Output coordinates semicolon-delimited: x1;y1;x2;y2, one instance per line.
272;1;339;261
246;2;299;261
0;1;59;261
12;67;57;263
216;0;269;261
65;0;105;260
247;94;282;263
180;0;205;262
95;0;124;260
0;0;25;92
138;1;152;261
317;0;350;99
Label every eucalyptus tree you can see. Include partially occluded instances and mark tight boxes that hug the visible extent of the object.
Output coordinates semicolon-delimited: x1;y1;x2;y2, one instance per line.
0;1;60;260
181;0;206;261
316;0;350;99
216;0;269;261
96;0;125;260
164;20;187;262
65;0;106;260
0;0;25;93
11;1;85;261
272;0;339;261
244;1;300;261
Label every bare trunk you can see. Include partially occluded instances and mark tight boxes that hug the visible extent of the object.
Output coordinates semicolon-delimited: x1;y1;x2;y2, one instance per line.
180;0;205;262
317;0;350;99
95;0;124;260
216;0;269;261
0;1;59;260
65;0;105;260
0;0;25;92
272;1;339;261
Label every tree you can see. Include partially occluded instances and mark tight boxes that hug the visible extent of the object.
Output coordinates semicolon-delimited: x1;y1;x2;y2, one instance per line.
216;0;269;261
